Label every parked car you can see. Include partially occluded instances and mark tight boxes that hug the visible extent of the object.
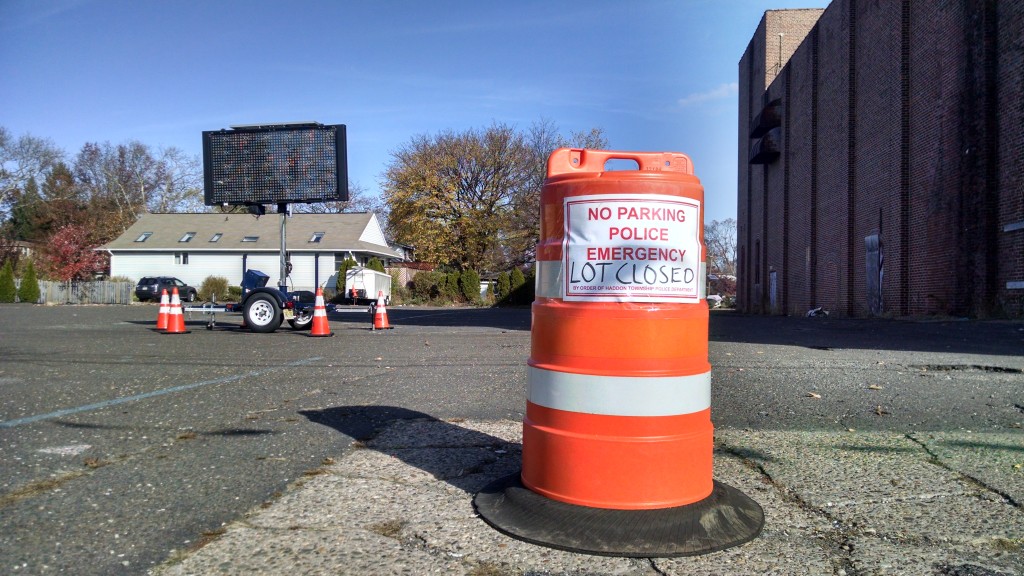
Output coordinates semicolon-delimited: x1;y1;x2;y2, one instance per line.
135;277;198;302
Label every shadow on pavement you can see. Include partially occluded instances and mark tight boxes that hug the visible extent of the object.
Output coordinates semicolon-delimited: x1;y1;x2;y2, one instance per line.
299;405;520;494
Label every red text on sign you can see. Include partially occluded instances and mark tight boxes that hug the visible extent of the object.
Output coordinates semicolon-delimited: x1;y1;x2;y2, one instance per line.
586;247;686;261
609;227;669;241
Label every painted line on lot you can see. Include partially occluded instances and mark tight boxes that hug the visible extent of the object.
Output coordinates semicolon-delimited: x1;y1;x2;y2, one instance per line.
0;357;323;430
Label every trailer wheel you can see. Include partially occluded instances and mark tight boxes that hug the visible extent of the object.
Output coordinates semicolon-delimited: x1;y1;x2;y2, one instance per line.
245;294;282;333
288;311;313;331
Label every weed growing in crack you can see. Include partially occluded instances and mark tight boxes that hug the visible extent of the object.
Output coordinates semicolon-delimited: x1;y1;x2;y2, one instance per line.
366;519;405;538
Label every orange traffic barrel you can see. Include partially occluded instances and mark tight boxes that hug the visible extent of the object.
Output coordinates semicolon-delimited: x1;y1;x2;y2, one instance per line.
525;148;711;510
474;149;763;556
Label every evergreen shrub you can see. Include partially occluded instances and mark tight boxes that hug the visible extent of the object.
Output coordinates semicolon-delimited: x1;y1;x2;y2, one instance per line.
0;261;15;303
366;258;385;273
459;269;481;303
496;272;511;304
411;270;444;301
17;260;41;304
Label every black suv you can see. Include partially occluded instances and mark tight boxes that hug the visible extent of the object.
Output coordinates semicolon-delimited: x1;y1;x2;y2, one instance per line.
135;277;198;302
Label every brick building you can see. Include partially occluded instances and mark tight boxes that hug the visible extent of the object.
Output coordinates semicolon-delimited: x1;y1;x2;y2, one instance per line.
737;1;1023;318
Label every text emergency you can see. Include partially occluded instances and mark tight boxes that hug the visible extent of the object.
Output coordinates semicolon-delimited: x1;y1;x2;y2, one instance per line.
562;194;701;302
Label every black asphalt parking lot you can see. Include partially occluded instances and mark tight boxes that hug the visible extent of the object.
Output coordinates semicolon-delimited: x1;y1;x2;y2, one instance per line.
0;304;1021;574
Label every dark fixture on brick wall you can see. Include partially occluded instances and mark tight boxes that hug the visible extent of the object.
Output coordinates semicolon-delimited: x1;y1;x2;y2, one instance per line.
749;127;781;164
750;98;782;138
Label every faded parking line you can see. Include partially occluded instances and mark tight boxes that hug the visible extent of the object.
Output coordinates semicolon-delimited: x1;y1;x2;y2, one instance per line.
0;357;323;429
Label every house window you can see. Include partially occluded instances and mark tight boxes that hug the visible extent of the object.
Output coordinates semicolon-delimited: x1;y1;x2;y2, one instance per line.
309;232;325;243
135;232;152;242
175;252;189;265
209;233;222;242
242;236;259;243
179;232;196;243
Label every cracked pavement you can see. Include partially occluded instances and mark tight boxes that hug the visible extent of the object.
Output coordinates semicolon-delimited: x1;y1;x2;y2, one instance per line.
152;313;1023;576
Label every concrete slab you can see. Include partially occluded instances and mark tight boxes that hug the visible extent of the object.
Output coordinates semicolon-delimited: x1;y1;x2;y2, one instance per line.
157;525;465;575
910;431;1024;505
652;454;837;575
152;420;1024;576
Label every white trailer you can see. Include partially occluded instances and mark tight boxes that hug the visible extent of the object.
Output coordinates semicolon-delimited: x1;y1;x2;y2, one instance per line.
342;267;391;305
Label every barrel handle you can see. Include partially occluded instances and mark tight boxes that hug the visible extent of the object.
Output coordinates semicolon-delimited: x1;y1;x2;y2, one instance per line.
546;148;693;178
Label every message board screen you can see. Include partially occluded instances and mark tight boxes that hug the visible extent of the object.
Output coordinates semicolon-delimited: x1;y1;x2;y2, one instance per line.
203;124;348;206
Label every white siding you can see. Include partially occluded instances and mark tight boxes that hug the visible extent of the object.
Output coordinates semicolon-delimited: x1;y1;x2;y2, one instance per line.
317;254;339;289
358;214;388;246
111;250;355;292
111;253;177;282
288;253;316;292
287;253;342;291
182;254;247;286
111;253;253;287
245;255;283;287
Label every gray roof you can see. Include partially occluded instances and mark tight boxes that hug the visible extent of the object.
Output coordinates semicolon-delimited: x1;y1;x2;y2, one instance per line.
101;212;402;259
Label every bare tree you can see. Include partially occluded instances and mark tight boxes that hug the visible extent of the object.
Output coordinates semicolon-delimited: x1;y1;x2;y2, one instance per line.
74;141;157;237
74;141;206;240
704;218;737;275
148;146;205;213
0;127;65;217
507;119;610;266
292;181;387;221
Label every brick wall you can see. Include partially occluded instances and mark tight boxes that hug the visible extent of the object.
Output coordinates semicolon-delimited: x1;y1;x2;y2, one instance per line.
853;0;902;317
738;8;823;314
907;0;965;315
810;1;850;315
737;29;757;312
737;0;1024;318
784;34;815;315
997;1;1024;316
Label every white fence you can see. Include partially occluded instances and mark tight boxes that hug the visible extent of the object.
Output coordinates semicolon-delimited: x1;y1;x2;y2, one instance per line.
15;280;134;305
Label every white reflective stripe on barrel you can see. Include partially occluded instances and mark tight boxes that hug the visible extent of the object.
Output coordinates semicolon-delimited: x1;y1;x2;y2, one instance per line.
528;366;710;417
535;260;562;299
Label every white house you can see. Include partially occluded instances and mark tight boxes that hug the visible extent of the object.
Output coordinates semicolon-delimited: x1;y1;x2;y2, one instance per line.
100;212;403;292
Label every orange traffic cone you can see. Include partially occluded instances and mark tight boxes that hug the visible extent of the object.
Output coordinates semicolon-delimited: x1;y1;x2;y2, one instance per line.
372;291;392;330
155;289;170;330
163;287;190;334
308;287;333;337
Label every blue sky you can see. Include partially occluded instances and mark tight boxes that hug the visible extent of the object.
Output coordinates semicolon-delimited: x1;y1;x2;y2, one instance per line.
0;0;829;224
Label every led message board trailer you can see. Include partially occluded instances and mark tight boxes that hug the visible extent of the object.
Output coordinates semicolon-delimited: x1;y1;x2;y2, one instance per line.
202;123;348;206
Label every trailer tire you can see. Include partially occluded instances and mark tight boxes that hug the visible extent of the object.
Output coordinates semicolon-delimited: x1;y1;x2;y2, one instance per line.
245;294;282;333
288;311;313;331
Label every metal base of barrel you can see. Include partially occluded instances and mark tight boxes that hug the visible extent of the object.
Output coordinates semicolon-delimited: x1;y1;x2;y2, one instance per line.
473;472;764;558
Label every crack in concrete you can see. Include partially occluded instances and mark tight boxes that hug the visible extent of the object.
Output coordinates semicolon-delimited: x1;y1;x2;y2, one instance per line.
647;557;669;575
717;442;860;576
904;434;1022;509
